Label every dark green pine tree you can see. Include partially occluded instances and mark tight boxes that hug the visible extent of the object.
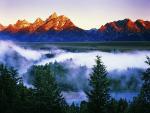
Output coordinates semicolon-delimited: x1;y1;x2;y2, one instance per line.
86;56;110;113
130;56;150;113
141;56;150;104
79;101;88;113
0;64;20;113
15;83;35;113
107;98;118;113
66;103;79;113
117;99;128;113
30;64;66;113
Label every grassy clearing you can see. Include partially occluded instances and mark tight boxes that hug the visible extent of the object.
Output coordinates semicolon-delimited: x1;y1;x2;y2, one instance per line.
16;41;150;51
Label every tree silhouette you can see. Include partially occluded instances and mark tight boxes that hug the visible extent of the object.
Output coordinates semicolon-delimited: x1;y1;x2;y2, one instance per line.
0;64;19;113
130;56;150;113
86;56;110;113
30;64;66;113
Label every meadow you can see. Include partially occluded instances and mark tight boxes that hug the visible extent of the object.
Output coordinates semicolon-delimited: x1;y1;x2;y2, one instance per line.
17;41;150;51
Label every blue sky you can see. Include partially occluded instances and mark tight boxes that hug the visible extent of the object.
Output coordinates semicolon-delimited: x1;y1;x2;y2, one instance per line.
1;0;150;29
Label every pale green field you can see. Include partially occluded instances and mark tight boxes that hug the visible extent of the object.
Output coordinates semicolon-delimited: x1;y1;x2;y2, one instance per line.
16;41;150;51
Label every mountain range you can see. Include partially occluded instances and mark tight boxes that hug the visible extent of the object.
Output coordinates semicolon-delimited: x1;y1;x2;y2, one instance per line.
0;12;150;41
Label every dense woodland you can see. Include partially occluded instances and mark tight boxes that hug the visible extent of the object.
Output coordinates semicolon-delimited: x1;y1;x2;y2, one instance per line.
0;56;149;113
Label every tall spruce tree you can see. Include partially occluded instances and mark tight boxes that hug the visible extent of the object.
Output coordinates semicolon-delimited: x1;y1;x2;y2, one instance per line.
0;64;19;113
130;56;150;113
86;56;110;113
141;56;150;104
30;64;66;113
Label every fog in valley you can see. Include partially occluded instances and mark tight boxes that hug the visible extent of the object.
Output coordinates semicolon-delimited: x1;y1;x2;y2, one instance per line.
0;40;149;104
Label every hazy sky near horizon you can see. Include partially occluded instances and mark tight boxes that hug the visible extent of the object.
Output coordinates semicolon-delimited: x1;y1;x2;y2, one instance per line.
1;0;150;29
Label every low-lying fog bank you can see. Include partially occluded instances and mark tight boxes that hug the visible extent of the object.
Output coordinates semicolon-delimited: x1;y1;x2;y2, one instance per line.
0;40;149;104
37;50;150;71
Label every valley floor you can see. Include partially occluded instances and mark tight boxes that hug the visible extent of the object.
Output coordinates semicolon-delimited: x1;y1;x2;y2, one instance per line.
16;41;150;51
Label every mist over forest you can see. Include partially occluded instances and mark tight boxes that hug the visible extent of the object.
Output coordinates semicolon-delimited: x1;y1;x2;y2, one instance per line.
0;40;150;113
0;40;149;103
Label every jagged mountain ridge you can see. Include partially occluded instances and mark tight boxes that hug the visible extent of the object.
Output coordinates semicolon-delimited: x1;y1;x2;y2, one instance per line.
99;19;150;32
98;19;150;41
0;13;150;41
0;24;5;31
3;12;81;33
